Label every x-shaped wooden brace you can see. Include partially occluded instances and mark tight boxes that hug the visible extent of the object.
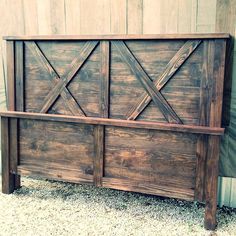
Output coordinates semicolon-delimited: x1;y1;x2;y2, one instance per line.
113;40;201;124
25;41;98;116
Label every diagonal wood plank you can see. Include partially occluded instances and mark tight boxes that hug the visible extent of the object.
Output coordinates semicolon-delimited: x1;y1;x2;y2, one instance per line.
25;41;86;116
126;40;202;120
113;41;182;124
39;41;99;113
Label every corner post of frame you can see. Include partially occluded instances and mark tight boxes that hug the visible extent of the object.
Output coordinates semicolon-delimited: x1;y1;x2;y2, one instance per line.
5;39;22;190
203;39;227;230
1;117;19;194
204;135;220;230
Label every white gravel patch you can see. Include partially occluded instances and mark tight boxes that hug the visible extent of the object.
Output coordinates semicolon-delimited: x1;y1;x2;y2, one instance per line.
0;177;235;236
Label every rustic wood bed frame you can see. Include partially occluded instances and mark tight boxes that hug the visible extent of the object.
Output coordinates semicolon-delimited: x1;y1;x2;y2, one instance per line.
1;34;229;230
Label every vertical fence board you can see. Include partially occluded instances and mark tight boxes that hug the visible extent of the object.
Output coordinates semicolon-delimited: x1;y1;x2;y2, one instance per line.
50;0;66;34
80;0;110;35
143;0;161;34
178;0;192;33
37;0;52;35
65;0;81;34
160;0;178;33
110;0;127;34
23;0;39;35
127;0;143;34
196;0;216;32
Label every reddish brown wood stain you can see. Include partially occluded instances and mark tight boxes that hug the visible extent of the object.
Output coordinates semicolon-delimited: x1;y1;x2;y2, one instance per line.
1;34;228;230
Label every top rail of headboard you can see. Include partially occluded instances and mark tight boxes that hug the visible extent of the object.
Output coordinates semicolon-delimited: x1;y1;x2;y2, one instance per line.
3;33;230;41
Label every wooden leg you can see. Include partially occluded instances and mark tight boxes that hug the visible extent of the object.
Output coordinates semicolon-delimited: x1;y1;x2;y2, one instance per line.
204;136;220;230
1;117;21;193
14;175;21;189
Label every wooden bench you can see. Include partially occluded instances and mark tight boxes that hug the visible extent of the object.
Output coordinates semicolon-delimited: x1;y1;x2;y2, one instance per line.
1;34;229;230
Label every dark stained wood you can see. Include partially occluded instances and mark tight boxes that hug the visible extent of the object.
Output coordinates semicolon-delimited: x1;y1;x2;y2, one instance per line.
204;136;220;230
9;118;18;174
100;41;110;118
0;111;225;135
3;33;230;41
40;41;98;113
25;41;86;116
2;35;228;230
203;39;227;230
14;41;24;188
6;41;15;111
93;41;110;186
113;41;182;124
94;125;105;186
127;40;202;120
17;164;93;184
195;40;215;202
102;177;194;201
1;117;15;194
15;41;24;111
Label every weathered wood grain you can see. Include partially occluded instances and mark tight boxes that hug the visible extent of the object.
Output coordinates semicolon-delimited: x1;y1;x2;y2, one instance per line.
0;111;225;136
126;40;202;121
94;125;105;187
102;177;194;201
113;41;182;124
15;41;24;112
195;40;215;202
6;41;15;111
1;35;228;231
40;41;98;113
25;41;86;116
203;39;227;230
1;117;15;193
3;34;230;41
204;136;220;230
19;119;94;182
93;41;110;186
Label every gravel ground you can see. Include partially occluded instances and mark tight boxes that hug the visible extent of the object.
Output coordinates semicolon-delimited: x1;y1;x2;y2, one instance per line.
0;177;236;236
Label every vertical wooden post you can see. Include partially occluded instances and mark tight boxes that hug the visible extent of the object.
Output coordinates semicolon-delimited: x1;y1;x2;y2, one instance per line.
94;41;110;187
6;41;15;111
204;136;220;230
15;41;24;111
13;41;24;189
1;117;15;194
195;40;213;202
5;40;22;190
204;39;227;230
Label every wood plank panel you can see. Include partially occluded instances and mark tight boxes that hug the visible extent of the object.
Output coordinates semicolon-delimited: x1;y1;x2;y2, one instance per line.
19;119;95;181
18;164;93;184
102;177;194;201
104;126;197;190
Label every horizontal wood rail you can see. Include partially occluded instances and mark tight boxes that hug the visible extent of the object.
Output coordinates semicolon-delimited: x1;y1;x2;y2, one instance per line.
0;111;224;135
3;33;230;41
